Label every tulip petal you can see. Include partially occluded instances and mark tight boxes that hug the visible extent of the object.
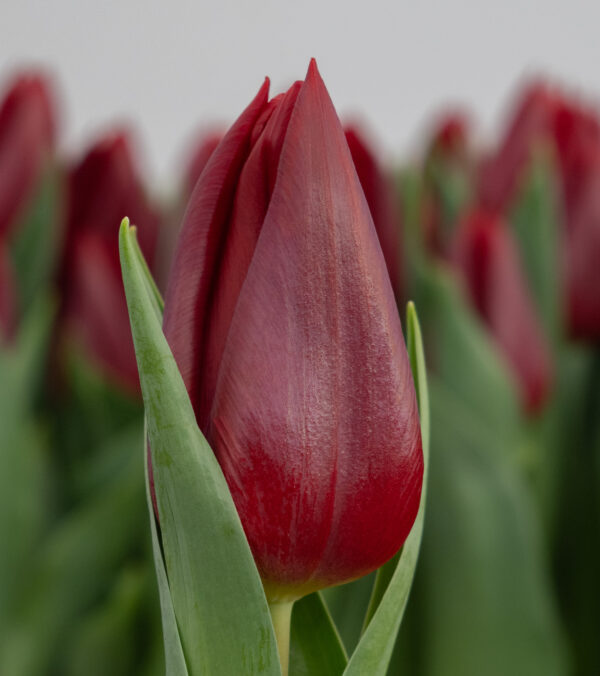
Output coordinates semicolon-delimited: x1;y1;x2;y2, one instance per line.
163;80;270;422
211;61;423;594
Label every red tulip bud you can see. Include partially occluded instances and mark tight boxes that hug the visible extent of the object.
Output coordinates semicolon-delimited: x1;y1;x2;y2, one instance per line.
479;81;556;212
0;71;56;238
429;112;470;157
61;130;160;391
344;125;403;300
162;60;423;601
453;210;553;414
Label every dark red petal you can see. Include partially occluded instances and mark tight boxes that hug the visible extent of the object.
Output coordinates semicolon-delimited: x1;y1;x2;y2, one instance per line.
210;61;423;592
65;232;139;392
0;72;56;238
454;211;553;413
198;81;302;429
67;130;158;262
345;125;403;300
163;80;270;420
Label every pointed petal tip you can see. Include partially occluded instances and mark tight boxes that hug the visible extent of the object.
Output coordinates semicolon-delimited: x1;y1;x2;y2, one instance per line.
306;58;320;80
259;76;270;98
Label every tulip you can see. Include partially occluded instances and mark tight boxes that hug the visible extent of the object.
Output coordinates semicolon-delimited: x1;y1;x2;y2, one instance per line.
0;71;56;238
428;112;470;158
479;80;600;340
60;130;160;391
453;209;552;414
344;125;403;299
422;111;472;255
0;239;16;343
162;60;423;602
478;81;558;213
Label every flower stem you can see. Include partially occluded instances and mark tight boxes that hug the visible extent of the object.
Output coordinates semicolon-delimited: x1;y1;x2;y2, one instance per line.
268;600;294;676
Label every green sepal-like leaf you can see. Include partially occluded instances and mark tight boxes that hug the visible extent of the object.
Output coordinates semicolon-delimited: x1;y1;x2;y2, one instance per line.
342;302;429;676
119;219;280;676
289;593;347;676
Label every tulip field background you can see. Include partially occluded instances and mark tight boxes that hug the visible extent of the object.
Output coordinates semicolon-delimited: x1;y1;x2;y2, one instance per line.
1;3;600;676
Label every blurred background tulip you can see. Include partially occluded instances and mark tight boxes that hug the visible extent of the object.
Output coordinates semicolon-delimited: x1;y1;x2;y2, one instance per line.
452;209;553;414
57;129;160;393
0;72;55;239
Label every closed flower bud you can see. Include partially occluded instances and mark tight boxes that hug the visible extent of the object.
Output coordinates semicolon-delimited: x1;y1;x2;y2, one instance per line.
453;209;553;414
162;60;423;601
0;71;56;238
60;130;160;391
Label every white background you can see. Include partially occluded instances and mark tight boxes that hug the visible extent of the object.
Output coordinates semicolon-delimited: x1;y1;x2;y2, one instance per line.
1;0;598;189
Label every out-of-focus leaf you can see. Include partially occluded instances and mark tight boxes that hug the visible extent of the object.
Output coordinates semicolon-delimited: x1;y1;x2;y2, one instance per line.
342;303;429;676
551;347;600;676
10;165;62;316
0;297;55;630
0;424;146;676
415;262;522;458
60;567;149;676
410;376;568;676
119;219;280;676
289;593;347;676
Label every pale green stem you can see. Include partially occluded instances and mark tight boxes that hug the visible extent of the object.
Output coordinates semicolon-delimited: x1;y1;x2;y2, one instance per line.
268;601;294;676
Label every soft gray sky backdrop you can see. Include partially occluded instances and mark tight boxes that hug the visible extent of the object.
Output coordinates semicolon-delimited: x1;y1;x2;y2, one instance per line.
1;0;598;188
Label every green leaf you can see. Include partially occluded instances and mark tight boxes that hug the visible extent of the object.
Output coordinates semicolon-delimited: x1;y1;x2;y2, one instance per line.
322;574;375;654
510;147;561;342
0;296;55;631
410;376;568;676
0;424;147;676
343;303;430;676
289;593;347;676
145;427;189;676
10;165;62;316
415;262;522;456
60;567;149;676
119;219;280;676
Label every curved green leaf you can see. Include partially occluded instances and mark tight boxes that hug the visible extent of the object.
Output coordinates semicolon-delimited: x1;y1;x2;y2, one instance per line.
145;430;189;676
343;302;429;676
412;376;568;676
289;592;347;676
119;219;280;676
